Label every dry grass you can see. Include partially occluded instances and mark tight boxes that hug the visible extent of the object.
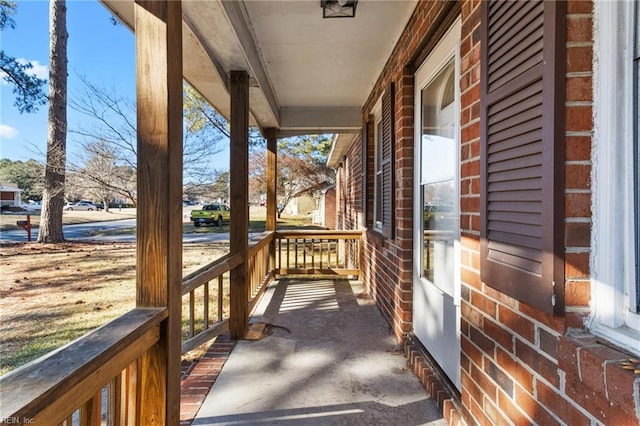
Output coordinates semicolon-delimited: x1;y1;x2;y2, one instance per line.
0;241;227;375
0;207;317;375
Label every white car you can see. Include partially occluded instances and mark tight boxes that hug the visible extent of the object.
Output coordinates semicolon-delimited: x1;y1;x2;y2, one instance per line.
63;202;97;211
19;202;41;212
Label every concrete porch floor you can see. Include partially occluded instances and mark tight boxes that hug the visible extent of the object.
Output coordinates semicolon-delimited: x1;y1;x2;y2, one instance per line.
192;278;445;425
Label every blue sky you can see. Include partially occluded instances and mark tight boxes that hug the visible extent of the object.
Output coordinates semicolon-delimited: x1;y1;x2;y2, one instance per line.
1;1;137;162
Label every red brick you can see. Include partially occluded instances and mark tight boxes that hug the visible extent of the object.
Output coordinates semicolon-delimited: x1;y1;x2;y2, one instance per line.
468;394;491;426
565;164;591;190
567;0;593;14
567;46;593;73
471;289;497;318
564;371;638;424
461;267;481;290
566;105;593;132
470;362;498;403
565;192;591;217
605;361;639;417
565;76;593;102
462;333;484;367
483;318;514;352
537;381;590;425
565;280;590;307
515;384;561;426
566;16;593;43
565;252;590;278
470;325;496;356
515;339;560;387
498;306;535;343
485;285;517;309
565;136;592;161
483;395;510;426
485;358;515;397
497;388;531;426
558;332;596;374
565;222;591;247
538;328;559;359
519;303;566;333
579;345;628;394
496;347;534;393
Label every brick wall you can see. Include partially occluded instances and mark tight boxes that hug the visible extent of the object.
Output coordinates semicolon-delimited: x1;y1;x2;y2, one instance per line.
338;0;640;424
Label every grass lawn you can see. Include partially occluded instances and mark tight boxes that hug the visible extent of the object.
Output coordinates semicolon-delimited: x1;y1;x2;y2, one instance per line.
0;208;316;375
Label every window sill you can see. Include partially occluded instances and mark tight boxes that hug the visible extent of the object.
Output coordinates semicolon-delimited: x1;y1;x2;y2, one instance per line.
558;328;640;424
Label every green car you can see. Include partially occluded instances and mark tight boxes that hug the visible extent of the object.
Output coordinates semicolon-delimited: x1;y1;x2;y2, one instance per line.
190;203;230;227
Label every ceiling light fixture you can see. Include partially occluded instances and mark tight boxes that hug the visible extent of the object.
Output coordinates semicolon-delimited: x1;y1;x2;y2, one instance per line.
321;0;357;18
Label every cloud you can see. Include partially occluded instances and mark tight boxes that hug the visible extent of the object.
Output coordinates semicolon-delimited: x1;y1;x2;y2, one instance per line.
1;58;48;85
0;124;19;139
16;58;48;79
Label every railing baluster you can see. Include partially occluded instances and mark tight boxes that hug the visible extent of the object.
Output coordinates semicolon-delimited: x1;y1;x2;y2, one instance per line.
125;361;137;425
78;390;101;426
204;281;210;330
108;374;122;426
189;289;195;338
218;275;223;322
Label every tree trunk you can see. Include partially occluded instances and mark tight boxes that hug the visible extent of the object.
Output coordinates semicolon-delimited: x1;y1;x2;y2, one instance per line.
38;0;67;243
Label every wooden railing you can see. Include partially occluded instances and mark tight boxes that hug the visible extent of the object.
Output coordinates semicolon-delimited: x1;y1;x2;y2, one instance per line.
182;232;278;351
274;230;362;277
181;252;243;354
247;232;276;312
0;308;167;425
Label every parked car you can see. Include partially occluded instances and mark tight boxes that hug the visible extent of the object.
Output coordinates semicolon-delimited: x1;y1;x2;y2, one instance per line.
63;202;97;211
190;203;230;227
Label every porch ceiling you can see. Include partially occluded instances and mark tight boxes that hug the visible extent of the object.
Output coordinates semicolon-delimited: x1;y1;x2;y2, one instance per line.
100;0;417;138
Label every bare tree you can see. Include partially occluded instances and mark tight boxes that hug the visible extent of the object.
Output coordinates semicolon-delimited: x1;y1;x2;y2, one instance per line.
38;0;67;243
249;135;334;217
69;140;137;211
70;79;231;190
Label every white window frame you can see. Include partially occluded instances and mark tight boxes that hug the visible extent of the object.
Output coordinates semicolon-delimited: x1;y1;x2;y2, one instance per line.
372;98;383;231
591;0;640;355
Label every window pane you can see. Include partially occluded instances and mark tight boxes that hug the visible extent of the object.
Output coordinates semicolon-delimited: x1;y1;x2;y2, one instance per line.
420;58;458;297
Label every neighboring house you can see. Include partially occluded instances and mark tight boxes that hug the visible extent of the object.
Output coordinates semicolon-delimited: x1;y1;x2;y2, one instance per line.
325;1;639;424
0;182;23;208
282;194;315;216
313;184;336;230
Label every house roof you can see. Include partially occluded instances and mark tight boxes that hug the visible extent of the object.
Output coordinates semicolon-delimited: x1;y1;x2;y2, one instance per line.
0;183;23;193
100;0;417;140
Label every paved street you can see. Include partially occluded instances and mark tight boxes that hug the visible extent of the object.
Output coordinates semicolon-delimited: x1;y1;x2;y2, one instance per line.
0;219;266;244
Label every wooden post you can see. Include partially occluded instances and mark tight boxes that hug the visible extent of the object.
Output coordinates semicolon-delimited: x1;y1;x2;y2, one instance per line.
265;128;277;275
266;128;277;231
134;1;182;424
229;71;249;340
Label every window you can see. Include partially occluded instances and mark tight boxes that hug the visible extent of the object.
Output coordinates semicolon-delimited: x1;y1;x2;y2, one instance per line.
369;85;395;238
592;0;640;352
374;115;383;229
419;59;458;290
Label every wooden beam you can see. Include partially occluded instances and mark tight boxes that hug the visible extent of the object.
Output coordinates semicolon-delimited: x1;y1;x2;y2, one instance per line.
266;128;277;231
229;71;250;340
134;1;183;424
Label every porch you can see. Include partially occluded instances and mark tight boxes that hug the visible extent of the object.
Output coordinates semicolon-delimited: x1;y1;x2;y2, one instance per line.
188;277;443;425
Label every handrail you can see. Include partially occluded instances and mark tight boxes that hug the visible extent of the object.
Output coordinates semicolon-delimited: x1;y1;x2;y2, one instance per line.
0;307;167;425
182;252;243;295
